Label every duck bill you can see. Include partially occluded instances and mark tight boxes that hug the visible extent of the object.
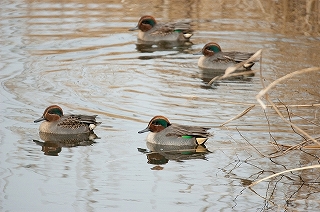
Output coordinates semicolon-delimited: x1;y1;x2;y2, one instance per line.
34;116;45;123
193;51;202;55
129;26;138;31
138;127;150;134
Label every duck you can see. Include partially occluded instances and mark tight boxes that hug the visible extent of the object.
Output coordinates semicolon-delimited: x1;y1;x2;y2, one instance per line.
34;105;101;134
138;115;211;146
195;42;256;70
129;15;193;42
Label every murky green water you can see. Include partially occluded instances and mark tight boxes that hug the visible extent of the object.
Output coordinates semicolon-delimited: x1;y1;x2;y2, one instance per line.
1;0;320;211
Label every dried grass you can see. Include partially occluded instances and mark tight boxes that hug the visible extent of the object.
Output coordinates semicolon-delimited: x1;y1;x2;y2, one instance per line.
208;49;262;85
256;67;320;147
218;55;320;187
256;67;320;109
220;105;255;126
249;66;320;187
249;164;320;187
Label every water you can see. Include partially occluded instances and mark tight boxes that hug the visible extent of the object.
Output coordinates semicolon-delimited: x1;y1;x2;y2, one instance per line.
1;0;320;211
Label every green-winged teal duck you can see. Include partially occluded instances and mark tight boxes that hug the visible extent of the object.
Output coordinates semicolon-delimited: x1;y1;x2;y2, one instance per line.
129;15;193;42
195;42;256;70
138;115;211;146
34;105;101;134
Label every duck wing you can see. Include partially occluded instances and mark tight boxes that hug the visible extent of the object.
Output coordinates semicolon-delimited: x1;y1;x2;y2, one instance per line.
151;21;193;35
165;124;211;138
220;51;256;62
59;114;101;128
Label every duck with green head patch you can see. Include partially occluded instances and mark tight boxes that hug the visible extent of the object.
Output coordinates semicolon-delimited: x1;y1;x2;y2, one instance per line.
34;105;101;134
138;115;211;146
129;15;193;42
195;42;257;70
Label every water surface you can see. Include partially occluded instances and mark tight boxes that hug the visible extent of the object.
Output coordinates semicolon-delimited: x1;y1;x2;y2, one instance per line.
1;0;320;211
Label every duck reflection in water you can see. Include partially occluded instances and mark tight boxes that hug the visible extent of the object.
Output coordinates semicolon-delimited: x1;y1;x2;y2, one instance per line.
135;40;193;55
33;132;99;156
199;68;255;89
138;143;210;166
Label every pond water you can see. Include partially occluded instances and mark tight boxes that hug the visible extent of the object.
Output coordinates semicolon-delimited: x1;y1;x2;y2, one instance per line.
1;0;320;211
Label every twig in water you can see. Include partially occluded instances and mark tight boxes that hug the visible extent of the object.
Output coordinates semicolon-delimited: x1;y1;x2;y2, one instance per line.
249;164;320;187
255;67;320;146
220;105;255;126
208;49;262;85
256;67;320;109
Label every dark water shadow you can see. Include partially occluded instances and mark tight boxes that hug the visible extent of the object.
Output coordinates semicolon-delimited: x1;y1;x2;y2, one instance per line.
138;143;210;168
33;132;99;156
135;40;193;54
199;68;255;89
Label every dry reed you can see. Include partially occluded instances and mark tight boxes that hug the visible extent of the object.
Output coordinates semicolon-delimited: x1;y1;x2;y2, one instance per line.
217;52;320;187
208;49;262;85
249;164;320;187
